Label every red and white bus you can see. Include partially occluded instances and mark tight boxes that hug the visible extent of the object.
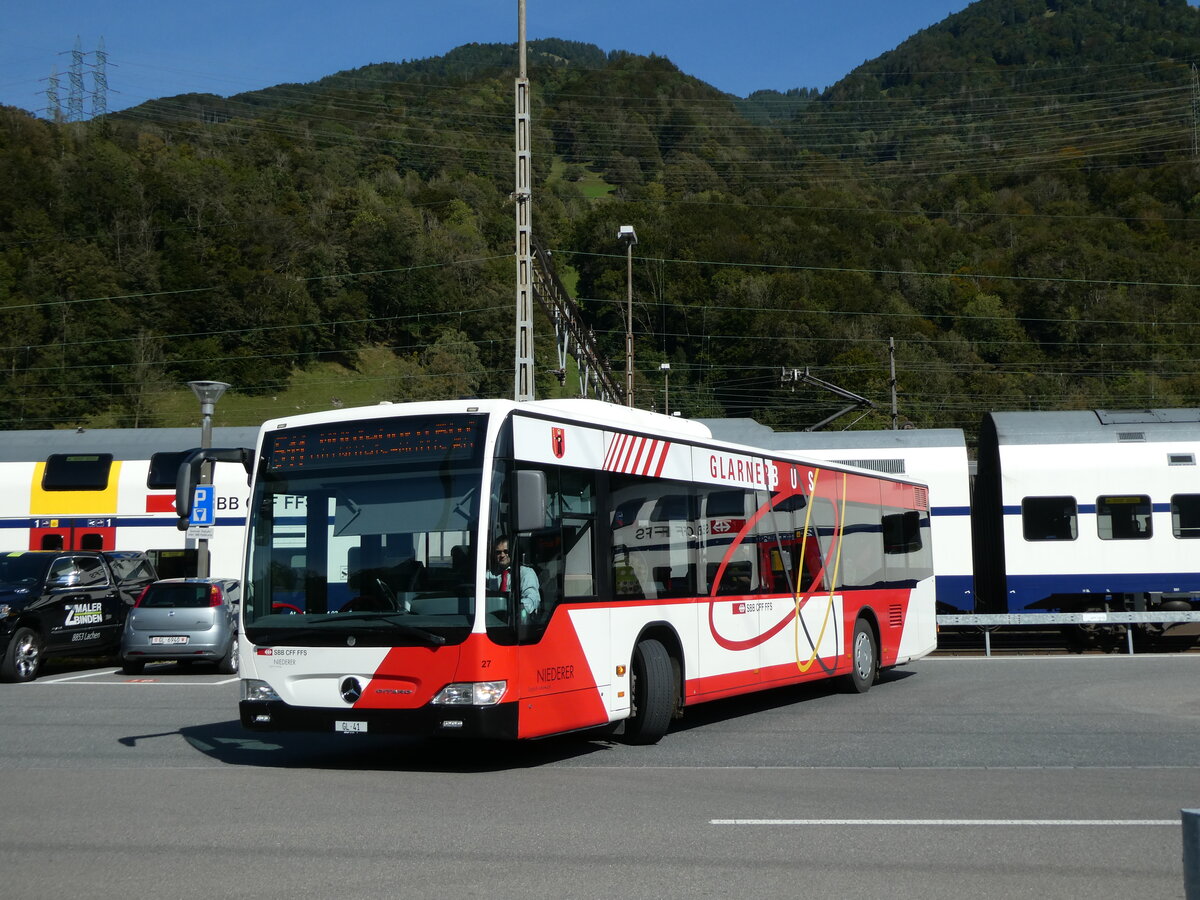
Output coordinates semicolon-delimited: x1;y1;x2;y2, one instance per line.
187;399;935;744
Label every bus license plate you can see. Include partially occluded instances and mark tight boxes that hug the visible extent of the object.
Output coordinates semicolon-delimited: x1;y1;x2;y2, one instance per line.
335;720;367;733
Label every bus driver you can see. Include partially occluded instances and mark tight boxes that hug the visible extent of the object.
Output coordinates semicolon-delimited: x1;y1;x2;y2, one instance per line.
486;535;540;619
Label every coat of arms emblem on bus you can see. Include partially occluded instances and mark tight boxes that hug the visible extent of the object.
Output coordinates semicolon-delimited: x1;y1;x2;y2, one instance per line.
551;427;565;458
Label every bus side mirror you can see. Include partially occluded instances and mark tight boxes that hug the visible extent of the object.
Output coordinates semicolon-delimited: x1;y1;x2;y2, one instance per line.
515;470;547;533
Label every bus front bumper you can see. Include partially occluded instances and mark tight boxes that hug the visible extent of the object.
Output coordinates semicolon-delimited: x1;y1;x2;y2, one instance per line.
239;699;520;740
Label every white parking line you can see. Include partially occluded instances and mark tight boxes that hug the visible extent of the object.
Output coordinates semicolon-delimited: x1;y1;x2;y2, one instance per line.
36;670;119;683
711;818;1179;826
33;670;238;685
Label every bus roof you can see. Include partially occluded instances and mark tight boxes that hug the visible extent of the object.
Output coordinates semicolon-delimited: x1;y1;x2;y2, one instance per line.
700;419;965;452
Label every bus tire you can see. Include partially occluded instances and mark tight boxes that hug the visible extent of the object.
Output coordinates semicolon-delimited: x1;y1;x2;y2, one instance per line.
623;638;674;745
845;618;877;694
1;626;44;683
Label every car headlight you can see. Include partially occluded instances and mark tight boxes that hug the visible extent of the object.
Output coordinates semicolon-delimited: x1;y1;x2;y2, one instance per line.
241;679;281;702
431;681;507;706
0;604;11;618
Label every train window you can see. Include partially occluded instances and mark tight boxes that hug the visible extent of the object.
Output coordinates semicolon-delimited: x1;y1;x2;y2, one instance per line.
1021;496;1077;541
41;454;113;491
1171;495;1200;539
148;451;192;489
149;549;198;578
1172;495;1200;539
1096;495;1153;540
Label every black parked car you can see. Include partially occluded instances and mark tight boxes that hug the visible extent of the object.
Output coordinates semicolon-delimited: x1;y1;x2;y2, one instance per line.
0;550;158;682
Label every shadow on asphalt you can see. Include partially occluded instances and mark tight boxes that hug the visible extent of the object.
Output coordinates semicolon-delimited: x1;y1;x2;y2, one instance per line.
162;720;619;772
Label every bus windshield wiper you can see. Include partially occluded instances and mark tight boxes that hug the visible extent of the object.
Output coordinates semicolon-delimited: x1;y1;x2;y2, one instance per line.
305;612;447;646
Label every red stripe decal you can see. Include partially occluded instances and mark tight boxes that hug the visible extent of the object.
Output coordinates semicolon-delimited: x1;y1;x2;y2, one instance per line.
604;433;627;471
629;437;647;474
602;435;618;470
653;441;671;477
638;439;657;475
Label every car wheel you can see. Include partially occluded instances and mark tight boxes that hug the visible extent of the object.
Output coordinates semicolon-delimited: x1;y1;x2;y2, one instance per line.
216;636;239;674
121;659;145;675
1;626;45;683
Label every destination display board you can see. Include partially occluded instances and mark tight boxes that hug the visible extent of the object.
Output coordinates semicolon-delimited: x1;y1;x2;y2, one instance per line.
265;414;485;471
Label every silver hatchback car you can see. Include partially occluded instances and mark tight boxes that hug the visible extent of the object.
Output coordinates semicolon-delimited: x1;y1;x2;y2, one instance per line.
120;578;240;675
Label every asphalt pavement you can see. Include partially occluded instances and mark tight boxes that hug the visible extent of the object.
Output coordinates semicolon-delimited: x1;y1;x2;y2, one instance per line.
1;655;1197;898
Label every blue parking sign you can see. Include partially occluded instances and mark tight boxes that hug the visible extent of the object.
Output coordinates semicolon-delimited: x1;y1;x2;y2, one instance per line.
190;485;215;526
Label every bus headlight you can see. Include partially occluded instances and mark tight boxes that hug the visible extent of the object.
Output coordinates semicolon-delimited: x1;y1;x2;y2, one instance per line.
241;679;281;702
431;681;507;706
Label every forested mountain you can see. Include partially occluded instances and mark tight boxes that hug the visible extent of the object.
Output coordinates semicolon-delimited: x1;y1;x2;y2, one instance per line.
2;0;1199;434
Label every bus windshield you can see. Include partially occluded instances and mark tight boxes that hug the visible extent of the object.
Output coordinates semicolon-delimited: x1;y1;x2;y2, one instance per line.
243;414;487;647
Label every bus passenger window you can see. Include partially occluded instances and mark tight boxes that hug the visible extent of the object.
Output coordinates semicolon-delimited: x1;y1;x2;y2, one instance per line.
702;488;753;596
610;475;695;600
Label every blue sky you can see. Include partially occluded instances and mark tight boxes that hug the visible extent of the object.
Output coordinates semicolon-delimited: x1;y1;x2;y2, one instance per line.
0;1;976;116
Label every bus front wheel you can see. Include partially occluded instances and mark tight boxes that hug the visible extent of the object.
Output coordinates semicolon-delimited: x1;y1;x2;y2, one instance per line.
623;638;674;745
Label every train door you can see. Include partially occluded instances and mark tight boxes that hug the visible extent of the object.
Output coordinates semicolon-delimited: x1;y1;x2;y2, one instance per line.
30;519;116;551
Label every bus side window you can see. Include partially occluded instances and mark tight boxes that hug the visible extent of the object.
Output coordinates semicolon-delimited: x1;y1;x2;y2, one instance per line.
557;468;596;599
703;487;754;596
562;521;595;597
610;475;695;601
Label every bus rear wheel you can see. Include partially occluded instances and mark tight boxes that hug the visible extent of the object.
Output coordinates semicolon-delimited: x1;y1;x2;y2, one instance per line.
845;618;877;694
623;638;674;745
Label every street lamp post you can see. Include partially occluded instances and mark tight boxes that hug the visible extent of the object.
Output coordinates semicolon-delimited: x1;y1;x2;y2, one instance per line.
660;362;670;415
617;225;638;407
188;380;230;578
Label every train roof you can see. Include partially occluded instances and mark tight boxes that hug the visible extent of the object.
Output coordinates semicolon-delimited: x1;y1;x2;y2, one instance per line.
0;427;261;462
699;419;966;452
985;409;1200;446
